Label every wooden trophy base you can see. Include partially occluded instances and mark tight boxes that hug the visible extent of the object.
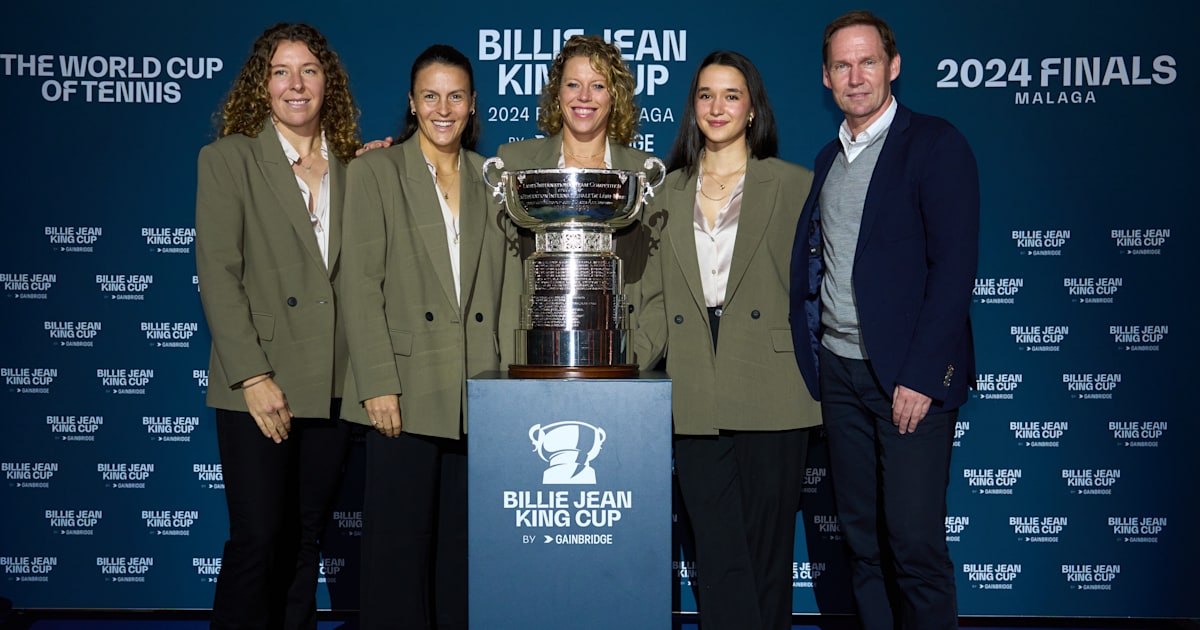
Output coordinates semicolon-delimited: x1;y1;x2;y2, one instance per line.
508;364;639;379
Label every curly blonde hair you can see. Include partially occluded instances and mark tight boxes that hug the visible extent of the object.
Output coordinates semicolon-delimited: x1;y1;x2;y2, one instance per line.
218;23;361;163
537;35;638;145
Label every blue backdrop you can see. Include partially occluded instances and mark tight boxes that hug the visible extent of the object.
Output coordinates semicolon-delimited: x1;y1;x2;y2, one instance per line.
1;0;1196;618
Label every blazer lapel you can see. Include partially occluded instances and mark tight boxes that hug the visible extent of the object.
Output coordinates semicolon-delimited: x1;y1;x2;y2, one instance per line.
812;141;839;200
666;172;707;315
458;153;486;306
255;125;325;271
326;156;345;276
858;104;911;253
402;137;460;310
533;135;563;166
611;144;645;171
723;159;775;304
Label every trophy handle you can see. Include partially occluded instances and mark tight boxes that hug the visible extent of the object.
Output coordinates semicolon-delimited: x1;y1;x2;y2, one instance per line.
482;156;506;192
642;157;667;189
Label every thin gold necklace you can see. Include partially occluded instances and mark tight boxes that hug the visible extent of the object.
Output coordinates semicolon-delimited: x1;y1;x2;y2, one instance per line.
431;164;461;243
435;167;458;200
290;136;322;174
295;151;321;174
564;145;604;166
275;117;322;174
271;114;319;172
699;159;746;201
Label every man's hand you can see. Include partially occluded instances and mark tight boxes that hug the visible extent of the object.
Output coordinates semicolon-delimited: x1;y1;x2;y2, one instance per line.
892;384;931;434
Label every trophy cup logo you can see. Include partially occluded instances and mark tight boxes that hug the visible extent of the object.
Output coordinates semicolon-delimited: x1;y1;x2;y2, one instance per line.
528;421;607;485
483;157;666;378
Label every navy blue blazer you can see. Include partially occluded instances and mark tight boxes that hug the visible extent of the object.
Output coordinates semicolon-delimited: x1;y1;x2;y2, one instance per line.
790;104;980;410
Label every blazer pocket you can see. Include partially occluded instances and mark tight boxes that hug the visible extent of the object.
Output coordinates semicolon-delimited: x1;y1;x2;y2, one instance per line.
251;312;275;342
770;328;794;352
390;330;414;357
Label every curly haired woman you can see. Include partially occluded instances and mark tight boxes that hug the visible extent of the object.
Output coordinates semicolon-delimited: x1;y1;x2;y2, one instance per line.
195;22;360;630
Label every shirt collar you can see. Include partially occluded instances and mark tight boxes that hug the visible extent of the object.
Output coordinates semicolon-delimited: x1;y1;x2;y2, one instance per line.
273;122;328;164
422;150;463;175
838;96;898;154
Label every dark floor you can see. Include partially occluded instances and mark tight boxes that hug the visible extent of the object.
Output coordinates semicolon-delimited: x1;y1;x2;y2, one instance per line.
1;610;1197;630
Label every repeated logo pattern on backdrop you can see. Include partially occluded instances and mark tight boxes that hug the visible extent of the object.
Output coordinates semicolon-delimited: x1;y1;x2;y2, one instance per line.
1;1;1196;617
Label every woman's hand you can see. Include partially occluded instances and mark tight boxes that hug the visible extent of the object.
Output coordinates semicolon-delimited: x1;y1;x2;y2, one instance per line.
356;137;394;157
241;375;293;443
364;394;402;438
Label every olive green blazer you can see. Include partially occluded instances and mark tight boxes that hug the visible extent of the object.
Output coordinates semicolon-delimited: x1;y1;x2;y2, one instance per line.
195;126;348;418
635;157;821;435
339;135;520;438
495;134;657;331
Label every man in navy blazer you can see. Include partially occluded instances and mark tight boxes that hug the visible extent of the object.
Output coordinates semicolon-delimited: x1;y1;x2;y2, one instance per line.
790;10;979;630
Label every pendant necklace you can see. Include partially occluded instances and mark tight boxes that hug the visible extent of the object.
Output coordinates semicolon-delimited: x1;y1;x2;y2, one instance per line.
435;167;458;200
699;159;745;201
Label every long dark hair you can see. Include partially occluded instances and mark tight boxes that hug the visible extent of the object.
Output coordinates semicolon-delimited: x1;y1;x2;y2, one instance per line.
396;44;479;150
665;50;778;174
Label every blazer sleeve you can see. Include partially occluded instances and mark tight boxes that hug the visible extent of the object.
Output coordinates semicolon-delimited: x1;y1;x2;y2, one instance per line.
495;142;516;167
897;125;980;397
195;144;273;388
634;187;670;371
496;194;523;369
782;162;823;402
339;154;404;401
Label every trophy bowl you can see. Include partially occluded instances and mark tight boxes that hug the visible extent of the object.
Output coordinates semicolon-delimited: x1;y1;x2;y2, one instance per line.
483;159;665;231
483;156;665;378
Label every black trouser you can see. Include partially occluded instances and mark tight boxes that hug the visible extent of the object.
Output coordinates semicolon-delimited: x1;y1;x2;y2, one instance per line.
819;346;959;630
675;428;809;630
211;403;351;630
359;430;468;630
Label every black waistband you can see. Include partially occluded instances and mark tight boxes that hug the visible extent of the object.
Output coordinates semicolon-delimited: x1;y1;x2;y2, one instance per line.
707;306;723;348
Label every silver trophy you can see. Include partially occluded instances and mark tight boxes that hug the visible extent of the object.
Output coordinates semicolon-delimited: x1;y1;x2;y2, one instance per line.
483;156;666;378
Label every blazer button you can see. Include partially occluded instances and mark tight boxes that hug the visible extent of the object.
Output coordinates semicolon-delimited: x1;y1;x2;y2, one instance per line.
628;304;635;314
750;310;761;319
475;312;484;322
425;312;434;321
673;315;684;324
287;297;297;307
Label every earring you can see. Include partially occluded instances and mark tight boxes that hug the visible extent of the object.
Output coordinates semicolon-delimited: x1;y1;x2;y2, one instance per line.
748;114;755;127
470;109;476;116
411;109;416;115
